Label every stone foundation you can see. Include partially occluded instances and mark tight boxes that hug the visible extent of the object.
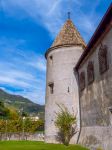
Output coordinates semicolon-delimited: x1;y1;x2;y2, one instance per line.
79;126;112;150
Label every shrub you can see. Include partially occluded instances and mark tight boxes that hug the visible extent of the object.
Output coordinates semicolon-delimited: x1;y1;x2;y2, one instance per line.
55;104;77;146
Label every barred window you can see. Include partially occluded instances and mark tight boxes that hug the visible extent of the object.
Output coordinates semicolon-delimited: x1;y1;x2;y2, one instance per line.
87;61;94;84
79;72;85;91
98;44;108;74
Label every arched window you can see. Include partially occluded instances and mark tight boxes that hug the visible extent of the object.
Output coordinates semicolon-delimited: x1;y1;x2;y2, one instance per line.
98;44;108;74
87;61;94;84
79;72;85;91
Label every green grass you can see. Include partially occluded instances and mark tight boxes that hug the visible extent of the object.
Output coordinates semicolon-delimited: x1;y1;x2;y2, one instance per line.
0;141;89;150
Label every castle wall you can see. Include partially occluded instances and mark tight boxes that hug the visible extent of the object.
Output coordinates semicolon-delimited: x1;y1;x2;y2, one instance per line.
45;46;83;143
78;28;112;150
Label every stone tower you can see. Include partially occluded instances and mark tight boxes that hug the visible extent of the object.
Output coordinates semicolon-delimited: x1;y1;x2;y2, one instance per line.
45;18;86;143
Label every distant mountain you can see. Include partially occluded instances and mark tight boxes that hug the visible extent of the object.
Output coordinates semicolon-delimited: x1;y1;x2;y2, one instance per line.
0;89;44;116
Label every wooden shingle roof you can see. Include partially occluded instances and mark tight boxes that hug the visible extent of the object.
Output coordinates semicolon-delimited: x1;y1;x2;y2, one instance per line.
51;19;86;48
45;19;86;58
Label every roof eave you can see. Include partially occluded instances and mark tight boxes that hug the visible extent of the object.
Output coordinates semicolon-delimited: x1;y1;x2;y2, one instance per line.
45;44;86;59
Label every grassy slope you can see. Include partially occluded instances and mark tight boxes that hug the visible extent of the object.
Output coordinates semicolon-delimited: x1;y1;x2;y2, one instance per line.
0;141;89;150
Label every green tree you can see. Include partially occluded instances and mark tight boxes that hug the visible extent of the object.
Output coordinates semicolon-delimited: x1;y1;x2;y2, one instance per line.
0;101;19;120
0;119;5;140
34;119;44;132
23;118;44;140
14;119;23;140
0;101;4;107
0;101;10;119
8;108;19;120
7;120;17;140
6;119;23;140
24;118;32;140
55;105;77;146
21;111;28;117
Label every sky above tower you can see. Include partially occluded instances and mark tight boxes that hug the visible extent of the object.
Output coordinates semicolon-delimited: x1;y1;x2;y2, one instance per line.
0;0;111;104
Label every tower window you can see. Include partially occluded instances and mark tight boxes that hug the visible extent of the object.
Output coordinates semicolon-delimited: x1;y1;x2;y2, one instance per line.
68;87;70;93
49;55;53;64
109;108;112;114
87;61;94;85
48;82;54;94
79;72;85;91
98;44;108;74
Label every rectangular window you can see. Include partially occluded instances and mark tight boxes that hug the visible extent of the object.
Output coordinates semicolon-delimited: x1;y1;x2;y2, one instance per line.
79;72;85;91
98;44;108;74
109;107;112;125
48;82;54;94
49;55;53;65
87;61;94;85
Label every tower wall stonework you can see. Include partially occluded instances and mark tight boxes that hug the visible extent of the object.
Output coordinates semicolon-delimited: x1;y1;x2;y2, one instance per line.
45;46;83;143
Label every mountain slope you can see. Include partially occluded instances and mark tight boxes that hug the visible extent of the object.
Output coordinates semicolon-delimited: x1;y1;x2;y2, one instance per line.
0;89;44;116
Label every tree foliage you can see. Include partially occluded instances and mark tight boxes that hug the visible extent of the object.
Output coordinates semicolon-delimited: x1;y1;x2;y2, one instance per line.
0;118;44;140
0;101;19;120
55;105;77;146
0;119;6;140
0;101;10;119
0;101;44;140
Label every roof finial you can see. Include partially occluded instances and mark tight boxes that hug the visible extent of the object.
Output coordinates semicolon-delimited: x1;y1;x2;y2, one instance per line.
68;12;71;20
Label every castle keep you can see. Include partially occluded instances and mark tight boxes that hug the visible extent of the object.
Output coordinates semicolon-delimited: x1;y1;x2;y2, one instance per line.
45;4;112;150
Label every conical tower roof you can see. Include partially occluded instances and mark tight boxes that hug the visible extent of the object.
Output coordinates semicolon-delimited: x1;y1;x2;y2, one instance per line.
51;19;86;48
45;19;86;58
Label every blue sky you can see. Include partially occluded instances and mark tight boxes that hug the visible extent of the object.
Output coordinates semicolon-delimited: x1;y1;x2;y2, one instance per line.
0;0;111;105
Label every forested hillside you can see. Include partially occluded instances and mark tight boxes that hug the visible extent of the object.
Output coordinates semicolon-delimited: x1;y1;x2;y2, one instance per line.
0;89;44;116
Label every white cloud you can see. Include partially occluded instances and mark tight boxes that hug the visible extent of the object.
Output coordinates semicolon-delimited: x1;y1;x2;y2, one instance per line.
0;76;29;88
0;37;46;104
28;55;46;72
0;37;46;72
0;62;45;104
0;0;108;105
0;0;101;41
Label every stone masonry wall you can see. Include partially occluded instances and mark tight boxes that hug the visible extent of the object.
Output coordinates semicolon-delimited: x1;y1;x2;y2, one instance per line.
78;28;112;150
45;46;84;143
